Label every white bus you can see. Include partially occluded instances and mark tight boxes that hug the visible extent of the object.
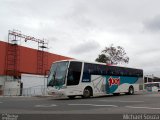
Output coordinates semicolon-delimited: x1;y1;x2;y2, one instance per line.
47;60;143;99
144;82;160;92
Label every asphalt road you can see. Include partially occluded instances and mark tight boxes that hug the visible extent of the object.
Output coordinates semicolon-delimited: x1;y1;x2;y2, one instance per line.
0;92;160;120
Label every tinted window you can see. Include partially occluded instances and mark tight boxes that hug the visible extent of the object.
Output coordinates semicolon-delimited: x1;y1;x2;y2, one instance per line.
82;63;108;82
107;66;143;77
67;62;82;86
82;63;143;80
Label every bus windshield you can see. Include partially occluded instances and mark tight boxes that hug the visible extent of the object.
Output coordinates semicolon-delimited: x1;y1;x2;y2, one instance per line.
47;61;69;87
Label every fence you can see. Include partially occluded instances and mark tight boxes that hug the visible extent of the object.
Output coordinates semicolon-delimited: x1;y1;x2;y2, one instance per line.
3;85;48;96
22;85;47;96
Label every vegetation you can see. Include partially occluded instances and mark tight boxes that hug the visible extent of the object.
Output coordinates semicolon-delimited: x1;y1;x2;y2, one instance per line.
95;44;129;65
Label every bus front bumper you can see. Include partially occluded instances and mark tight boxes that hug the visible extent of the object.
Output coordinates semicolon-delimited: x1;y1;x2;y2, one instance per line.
47;87;66;97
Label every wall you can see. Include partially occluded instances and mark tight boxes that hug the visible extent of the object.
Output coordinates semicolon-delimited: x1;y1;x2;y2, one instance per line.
0;41;6;75
19;45;38;74
0;76;5;85
21;74;47;96
0;76;5;95
3;81;21;96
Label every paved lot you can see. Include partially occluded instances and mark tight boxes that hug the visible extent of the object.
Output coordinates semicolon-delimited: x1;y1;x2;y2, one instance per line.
0;92;160;120
0;92;160;114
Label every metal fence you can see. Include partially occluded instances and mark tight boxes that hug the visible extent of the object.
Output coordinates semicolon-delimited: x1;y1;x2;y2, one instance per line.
2;85;48;96
22;86;47;96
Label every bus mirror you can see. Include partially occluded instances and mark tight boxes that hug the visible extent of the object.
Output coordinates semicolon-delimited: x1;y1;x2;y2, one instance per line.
45;70;50;77
45;75;49;78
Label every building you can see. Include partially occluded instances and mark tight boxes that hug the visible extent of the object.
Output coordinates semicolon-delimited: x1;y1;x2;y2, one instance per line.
144;76;160;83
0;40;72;95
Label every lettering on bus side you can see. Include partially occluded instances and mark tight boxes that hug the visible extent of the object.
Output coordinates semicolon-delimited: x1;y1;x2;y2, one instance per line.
82;79;90;82
108;77;120;87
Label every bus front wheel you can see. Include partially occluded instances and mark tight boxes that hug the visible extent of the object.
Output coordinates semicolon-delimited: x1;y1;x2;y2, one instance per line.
82;87;92;98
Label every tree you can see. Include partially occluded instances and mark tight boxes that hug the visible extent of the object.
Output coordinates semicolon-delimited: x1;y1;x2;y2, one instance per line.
95;44;129;65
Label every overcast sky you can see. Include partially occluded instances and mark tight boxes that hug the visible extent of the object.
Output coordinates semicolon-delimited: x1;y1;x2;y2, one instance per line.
1;0;160;77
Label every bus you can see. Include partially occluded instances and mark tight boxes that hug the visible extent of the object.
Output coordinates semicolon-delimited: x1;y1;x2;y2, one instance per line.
144;82;160;92
47;60;143;99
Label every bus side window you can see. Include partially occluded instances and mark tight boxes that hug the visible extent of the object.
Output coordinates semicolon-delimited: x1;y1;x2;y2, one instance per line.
67;69;74;81
67;62;82;86
82;63;91;82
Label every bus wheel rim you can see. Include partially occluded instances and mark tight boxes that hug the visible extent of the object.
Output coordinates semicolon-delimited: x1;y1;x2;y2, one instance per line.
130;88;133;94
84;89;90;97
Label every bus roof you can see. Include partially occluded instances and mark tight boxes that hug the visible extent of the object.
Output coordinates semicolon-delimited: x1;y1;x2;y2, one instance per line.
52;59;143;71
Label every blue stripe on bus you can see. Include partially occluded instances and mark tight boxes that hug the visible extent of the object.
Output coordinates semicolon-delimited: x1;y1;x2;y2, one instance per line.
105;76;138;94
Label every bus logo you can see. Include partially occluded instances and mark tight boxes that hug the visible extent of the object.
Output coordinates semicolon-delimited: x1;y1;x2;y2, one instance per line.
108;77;120;86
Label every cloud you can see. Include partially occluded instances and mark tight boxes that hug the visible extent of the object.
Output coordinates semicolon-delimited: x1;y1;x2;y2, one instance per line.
69;40;100;55
1;0;160;77
144;15;160;32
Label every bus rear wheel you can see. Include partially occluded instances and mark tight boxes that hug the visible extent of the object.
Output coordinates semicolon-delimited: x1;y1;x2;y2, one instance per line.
128;86;134;95
82;87;92;98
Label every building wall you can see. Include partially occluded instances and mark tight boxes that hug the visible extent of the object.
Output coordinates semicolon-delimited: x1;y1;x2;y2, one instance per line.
21;74;47;96
3;81;21;96
0;76;5;85
19;45;38;74
0;41;7;75
0;76;5;95
0;41;72;76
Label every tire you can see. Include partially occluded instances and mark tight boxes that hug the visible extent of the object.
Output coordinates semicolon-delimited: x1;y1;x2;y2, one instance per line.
128;86;134;95
68;96;75;99
82;87;92;98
